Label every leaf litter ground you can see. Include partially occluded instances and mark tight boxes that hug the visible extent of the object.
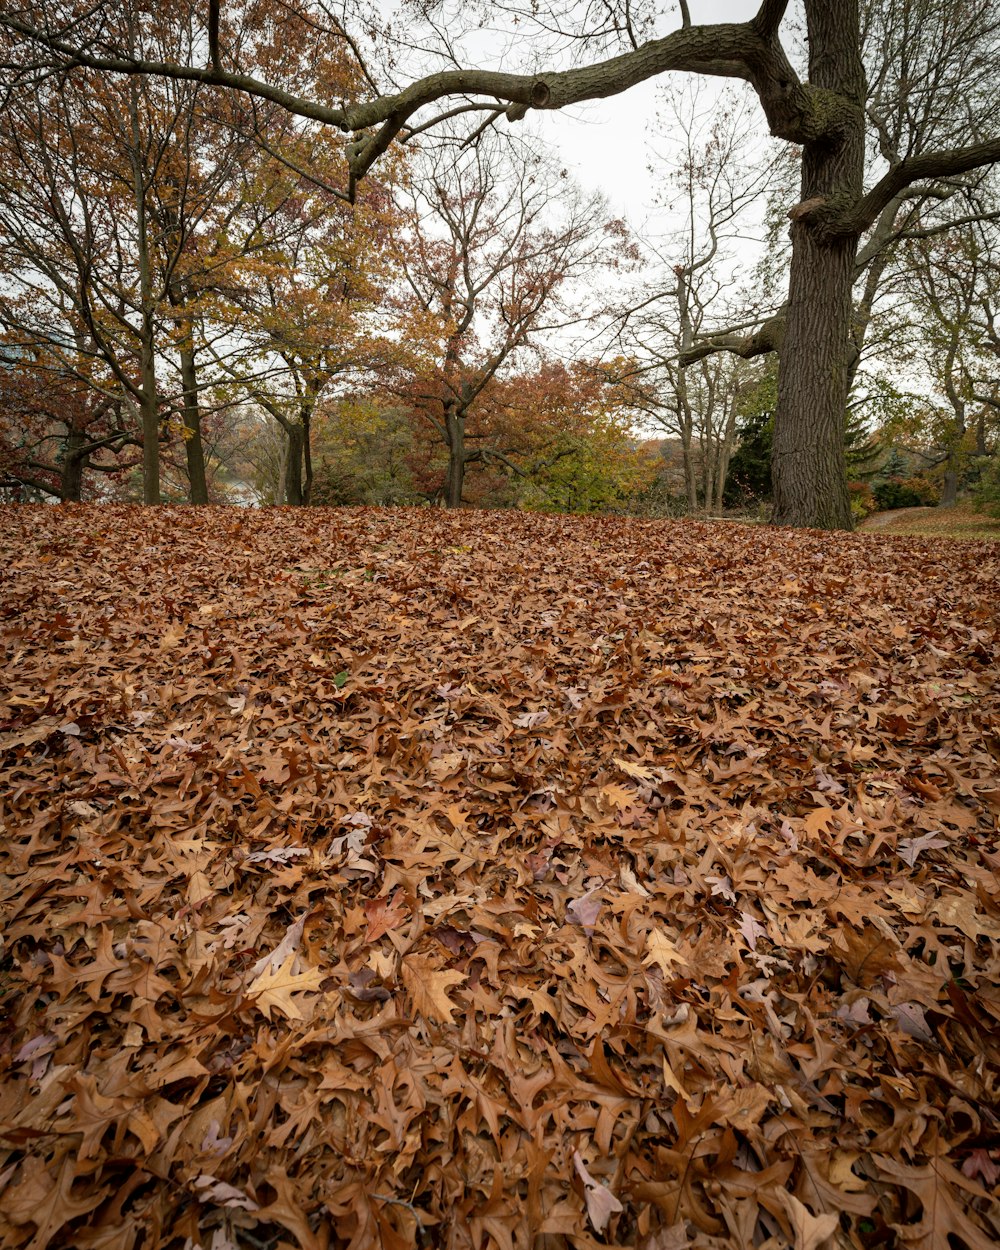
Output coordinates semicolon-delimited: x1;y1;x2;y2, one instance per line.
1;505;999;1250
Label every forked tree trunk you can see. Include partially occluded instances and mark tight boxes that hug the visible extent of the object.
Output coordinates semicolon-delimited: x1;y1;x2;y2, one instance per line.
771;2;864;532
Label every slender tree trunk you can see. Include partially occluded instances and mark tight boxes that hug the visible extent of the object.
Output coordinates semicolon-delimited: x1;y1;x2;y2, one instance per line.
275;433;288;506
678;425;698;510
445;406;466;507
302;405;314;506
60;428;86;502
771;2;864;531
713;463;726;515
129;82;160;505
675;278;701;512
703;444;716;516
138;311;160;504
714;398;739;514
179;335;208;505
940;335;967;508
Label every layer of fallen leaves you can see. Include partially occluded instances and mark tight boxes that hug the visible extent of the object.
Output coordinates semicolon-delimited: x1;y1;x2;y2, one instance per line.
1;504;999;1250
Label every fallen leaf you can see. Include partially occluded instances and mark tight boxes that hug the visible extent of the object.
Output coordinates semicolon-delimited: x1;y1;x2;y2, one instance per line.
566;888;603;930
402;954;465;1021
573;1150;623;1233
248;956;326;1021
771;1189;839;1250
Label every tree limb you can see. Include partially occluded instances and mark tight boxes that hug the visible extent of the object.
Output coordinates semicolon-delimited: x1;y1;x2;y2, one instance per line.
679;311;786;365
752;0;790;38
0;8;839;190
822;138;1000;238
208;0;221;70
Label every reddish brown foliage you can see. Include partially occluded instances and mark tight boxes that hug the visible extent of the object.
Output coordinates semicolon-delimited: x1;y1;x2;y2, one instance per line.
1;505;999;1250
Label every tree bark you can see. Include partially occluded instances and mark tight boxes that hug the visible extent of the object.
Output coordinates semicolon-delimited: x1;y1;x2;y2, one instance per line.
284;422;305;505
713;387;740;513
939;330;967;508
60;428;86;502
771;231;856;528
179;336;208;505
129;80;160;505
138;312;160;505
275;432;288;506
301;403;314;506
445;405;466;507
771;1;863;531
675;277;700;511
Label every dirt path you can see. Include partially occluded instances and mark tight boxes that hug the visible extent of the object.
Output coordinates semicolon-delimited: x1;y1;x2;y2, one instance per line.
859;506;935;531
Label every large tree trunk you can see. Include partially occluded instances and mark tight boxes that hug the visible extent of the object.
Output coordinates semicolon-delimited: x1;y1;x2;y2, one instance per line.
179;337;208;505
771;233;856;528
60;427;86;502
771;2;864;531
940;467;959;507
284;422;305;505
445;406;466;508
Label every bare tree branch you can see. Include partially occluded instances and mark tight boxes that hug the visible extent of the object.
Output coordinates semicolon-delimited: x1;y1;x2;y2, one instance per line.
208;0;221;70
678;312;785;365
1;7;838;193
752;0;790;38
819;138;1000;238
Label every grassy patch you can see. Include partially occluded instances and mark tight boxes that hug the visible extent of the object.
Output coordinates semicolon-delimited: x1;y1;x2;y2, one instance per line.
861;502;1000;540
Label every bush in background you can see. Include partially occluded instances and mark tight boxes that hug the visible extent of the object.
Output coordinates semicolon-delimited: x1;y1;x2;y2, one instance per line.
872;474;938;510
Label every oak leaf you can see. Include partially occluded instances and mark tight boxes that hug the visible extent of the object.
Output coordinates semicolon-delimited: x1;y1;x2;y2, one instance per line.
402;954;465;1021
248;956;325;1021
644;928;689;974
874;1152;997;1250
770;1190;838;1250
566;887;603;930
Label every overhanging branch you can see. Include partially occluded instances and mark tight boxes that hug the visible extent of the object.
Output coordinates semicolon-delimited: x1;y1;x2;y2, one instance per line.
2;8;826;192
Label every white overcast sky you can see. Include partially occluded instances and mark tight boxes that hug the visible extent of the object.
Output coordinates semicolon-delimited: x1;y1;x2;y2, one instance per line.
523;1;773;224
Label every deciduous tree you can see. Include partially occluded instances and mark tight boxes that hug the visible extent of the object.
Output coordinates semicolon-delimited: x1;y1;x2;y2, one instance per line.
393;131;626;506
0;346;137;500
